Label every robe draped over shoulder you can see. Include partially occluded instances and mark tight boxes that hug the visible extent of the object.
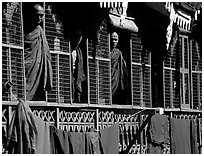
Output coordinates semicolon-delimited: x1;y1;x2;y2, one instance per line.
111;48;127;97
24;25;52;101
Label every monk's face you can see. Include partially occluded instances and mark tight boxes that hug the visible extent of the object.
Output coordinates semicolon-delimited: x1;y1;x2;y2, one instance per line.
111;32;119;48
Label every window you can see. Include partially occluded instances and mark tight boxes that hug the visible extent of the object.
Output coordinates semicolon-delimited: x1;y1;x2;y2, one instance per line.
180;36;190;108
44;3;71;103
2;2;25;101
164;33;180;109
131;33;151;107
164;33;202;110
191;40;202;109
88;20;111;105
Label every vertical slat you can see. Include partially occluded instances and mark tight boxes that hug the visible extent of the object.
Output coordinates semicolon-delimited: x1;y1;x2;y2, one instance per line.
108;33;112;105
130;35;133;106
86;38;90;105
20;2;27;101
55;107;60;129
57;53;60;103
95;109;99;131
8;47;12;100
69;40;73;104
8;106;13;125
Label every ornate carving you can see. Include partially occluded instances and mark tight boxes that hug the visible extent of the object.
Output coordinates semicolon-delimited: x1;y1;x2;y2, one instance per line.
32;109;55;123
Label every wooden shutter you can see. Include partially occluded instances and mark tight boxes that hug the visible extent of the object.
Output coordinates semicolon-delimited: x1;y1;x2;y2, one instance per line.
2;2;25;101
191;40;202;109
88;20;111;105
131;33;151;107
45;3;71;104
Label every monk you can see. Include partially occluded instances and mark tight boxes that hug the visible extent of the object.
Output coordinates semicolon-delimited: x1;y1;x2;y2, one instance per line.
111;32;128;104
24;4;52;101
71;30;86;103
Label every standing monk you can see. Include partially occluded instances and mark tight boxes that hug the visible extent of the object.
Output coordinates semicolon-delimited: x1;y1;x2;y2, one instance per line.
111;32;128;104
71;30;86;103
24;4;52;101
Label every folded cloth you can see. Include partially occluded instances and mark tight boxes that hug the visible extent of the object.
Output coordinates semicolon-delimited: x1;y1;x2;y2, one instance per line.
170;118;191;154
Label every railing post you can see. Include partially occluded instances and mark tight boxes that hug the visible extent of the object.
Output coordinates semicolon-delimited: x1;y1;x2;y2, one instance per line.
95;109;99;131
55;107;60;129
139;114;143;153
8;106;13;125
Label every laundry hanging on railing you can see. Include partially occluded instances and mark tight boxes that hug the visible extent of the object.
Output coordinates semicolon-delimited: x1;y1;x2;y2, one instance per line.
147;114;169;154
170;118;191;154
146;114;200;154
50;126;73;154
5;100;120;154
100;123;120;154
50;126;104;154
190;119;199;154
5;99;51;154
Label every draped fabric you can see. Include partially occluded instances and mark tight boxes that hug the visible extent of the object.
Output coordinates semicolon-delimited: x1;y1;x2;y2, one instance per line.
111;48;127;100
170;118;191;154
50;126;73;154
69;132;86;154
72;46;86;103
190;119;199;154
100;123;120;154
6;99;37;153
86;132;103;154
6;100;51;154
147;114;169;154
149;114;169;144
24;25;52;101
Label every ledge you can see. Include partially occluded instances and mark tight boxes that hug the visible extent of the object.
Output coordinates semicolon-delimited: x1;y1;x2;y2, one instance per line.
2;101;202;114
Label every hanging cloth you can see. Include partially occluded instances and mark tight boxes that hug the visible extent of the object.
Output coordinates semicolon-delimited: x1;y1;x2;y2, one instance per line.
147;114;169;154
100;123;120;154
148;114;170;153
170;118;191;154
190;119;199;154
49;126;73;154
6;100;51;154
24;25;52;101
86;131;104;154
69;132;86;154
149;114;169;144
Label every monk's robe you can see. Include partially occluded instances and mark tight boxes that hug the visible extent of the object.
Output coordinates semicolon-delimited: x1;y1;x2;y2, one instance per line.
111;48;127;101
24;25;52;101
72;46;86;103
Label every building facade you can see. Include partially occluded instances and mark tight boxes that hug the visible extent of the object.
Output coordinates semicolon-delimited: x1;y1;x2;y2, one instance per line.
2;2;202;154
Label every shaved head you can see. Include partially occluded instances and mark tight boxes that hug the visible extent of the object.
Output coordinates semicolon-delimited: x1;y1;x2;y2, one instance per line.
111;32;119;49
111;32;119;40
33;4;44;15
32;4;44;25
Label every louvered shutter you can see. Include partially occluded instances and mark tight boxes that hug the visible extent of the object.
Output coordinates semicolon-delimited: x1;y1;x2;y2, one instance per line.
191;40;202;109
131;33;151;107
45;3;71;103
88;20;111;105
2;2;25;101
